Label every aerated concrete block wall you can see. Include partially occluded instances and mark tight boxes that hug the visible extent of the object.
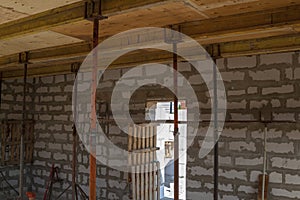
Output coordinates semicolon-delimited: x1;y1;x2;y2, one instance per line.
0;51;299;199
186;52;300;200
0;78;35;196
32;73;130;199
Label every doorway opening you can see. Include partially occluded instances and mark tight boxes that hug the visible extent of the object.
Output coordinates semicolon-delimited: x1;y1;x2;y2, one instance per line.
146;101;187;200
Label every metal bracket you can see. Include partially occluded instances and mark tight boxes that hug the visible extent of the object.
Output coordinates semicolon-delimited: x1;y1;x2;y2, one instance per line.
71;62;81;73
173;128;180;136
84;0;108;21
18;51;30;64
164;25;183;44
207;44;221;59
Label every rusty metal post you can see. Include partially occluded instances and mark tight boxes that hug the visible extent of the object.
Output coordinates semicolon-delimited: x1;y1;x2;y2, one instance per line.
90;12;99;200
71;63;80;200
213;62;219;200
210;44;221;200
164;25;182;200
173;42;179;200
87;1;107;199
19;51;29;199
0;72;2;109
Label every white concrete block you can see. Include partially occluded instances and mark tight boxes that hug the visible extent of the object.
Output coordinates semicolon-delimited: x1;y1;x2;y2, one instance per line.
260;52;293;65
55;75;65;83
228;100;247;109
235;157;263;166
271;188;300;199
286;129;300;140
219;169;247;181
285;174;300;185
238;185;256;194
221;71;245;81
269;172;282;183
250;100;268;109
227;56;256;69
286;99;300;108
267;142;294;154
229;141;256;152
227;90;245;96
53;152;67;161
271;157;300;170
273;113;295;121
249;69;280;81
221;127;247;139
262;85;294;95
188;166;213;176
54;95;68;102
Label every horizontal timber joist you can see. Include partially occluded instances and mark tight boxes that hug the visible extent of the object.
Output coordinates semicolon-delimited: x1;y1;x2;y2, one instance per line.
0;0;171;40
0;3;299;65
183;4;300;44
1;4;300;78
0;42;91;66
2;34;300;79
219;34;300;57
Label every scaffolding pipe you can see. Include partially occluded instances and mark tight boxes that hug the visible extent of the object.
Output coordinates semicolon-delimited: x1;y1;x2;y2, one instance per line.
72;65;79;200
89;1;102;199
213;59;219;200
173;42;179;200
0;72;2;109
19;61;28;199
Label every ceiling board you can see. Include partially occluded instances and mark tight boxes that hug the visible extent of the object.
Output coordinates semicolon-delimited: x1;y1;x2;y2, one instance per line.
0;0;83;24
0;31;82;56
194;0;300;18
0;5;27;24
50;1;205;40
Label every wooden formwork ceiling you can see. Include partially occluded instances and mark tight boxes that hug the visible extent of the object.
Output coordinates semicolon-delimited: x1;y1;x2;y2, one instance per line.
0;0;83;24
0;0;300;78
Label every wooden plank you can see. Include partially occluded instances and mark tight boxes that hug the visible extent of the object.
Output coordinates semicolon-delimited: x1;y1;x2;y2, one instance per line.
182;0;210;18
199;0;300;18
3;33;300;79
51;1;205;40
0;4;299;67
182;5;300;41
0;6;28;25
0;0;82;21
1;4;300;72
0;0;172;40
0;121;34;165
219;34;300;57
132;166;137;200
0;31;83;57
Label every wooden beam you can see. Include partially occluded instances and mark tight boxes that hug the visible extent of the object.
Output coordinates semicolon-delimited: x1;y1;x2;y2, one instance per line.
0;0;171;40
182;0;210;19
0;42;91;66
182;5;300;44
219;34;300;57
3;34;300;79
1;4;299;66
2;64;73;79
1;5;300;74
